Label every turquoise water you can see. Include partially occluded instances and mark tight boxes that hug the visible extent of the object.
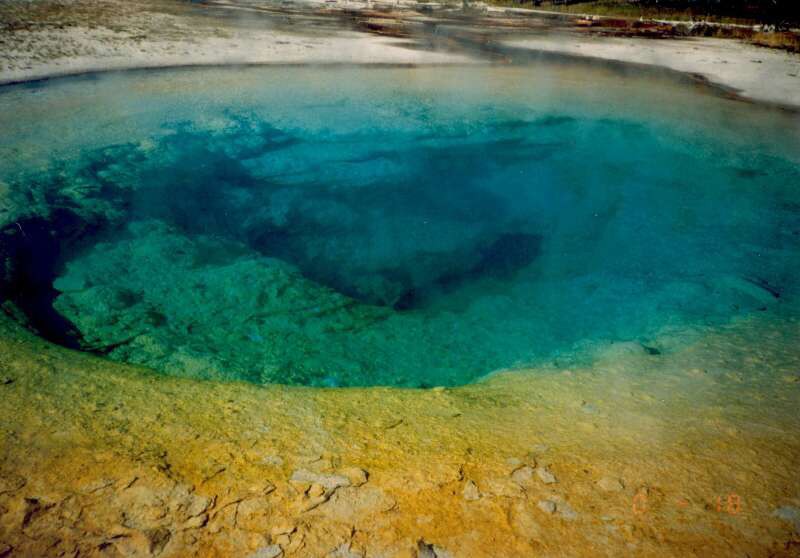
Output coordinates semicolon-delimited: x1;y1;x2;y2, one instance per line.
0;65;799;387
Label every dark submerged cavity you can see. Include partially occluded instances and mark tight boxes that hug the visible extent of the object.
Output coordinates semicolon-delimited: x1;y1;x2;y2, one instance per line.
0;115;551;369
0;211;95;348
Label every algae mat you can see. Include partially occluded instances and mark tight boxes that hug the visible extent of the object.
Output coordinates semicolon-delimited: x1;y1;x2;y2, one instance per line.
1;310;799;556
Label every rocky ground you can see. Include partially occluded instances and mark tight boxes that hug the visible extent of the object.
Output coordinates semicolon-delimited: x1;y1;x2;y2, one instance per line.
1;310;799;556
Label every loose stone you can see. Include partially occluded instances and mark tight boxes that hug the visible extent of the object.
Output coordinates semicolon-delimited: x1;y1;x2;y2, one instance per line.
535;466;557;484
511;465;535;486
289;470;351;493
339;467;369;487
270;523;296;537
537;500;556;514
181;513;208;530
558;502;578;521
597;477;624;492
462;480;481;501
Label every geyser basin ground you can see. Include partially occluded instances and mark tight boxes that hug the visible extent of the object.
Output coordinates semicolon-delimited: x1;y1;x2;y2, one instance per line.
1;64;799;387
1;299;799;557
0;62;799;558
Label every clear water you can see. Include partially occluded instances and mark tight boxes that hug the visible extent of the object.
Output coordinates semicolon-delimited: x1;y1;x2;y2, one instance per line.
1;65;798;387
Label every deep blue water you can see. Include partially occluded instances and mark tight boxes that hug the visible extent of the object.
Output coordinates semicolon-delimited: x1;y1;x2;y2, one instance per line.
0;66;798;386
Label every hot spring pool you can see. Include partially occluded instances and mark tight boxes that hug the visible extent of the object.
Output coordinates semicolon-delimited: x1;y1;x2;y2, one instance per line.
0;64;798;387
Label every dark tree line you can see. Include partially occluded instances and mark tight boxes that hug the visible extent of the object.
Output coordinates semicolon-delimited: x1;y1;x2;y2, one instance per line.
546;1;798;25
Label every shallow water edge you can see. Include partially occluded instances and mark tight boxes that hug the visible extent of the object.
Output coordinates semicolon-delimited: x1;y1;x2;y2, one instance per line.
0;306;798;556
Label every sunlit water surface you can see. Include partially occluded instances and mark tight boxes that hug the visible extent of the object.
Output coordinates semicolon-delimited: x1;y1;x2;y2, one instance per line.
1;65;798;386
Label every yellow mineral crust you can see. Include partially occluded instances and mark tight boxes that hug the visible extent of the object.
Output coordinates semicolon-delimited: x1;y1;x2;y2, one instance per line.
0;313;798;557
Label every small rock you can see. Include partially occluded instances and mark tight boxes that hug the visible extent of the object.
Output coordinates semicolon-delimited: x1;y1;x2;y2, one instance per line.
308;484;326;498
289;470;350;493
537;500;556;514
511;465;535;486
270;522;296;537
535;466;557;484
597;477;624;492
186;494;213;517
1;377;13;385
275;534;291;547
462;480;481;501
250;544;283;558
0;543;12;557
558;501;578;521
299;494;329;512
181;513;208;530
483;478;524;498
339;467;368;487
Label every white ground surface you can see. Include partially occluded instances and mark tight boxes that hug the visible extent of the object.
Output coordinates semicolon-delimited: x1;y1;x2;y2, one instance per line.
502;34;800;108
1;0;799;109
